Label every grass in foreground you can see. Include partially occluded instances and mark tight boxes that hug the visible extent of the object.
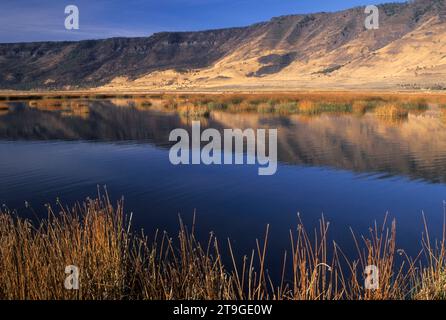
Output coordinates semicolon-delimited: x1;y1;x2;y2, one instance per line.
0;194;445;300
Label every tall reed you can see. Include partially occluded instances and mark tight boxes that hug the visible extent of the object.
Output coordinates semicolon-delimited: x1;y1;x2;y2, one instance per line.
0;194;445;300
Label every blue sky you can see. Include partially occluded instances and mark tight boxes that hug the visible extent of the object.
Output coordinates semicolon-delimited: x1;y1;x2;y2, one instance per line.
0;0;407;43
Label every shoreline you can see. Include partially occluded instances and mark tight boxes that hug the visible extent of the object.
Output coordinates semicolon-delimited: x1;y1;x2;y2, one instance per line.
2;89;446;101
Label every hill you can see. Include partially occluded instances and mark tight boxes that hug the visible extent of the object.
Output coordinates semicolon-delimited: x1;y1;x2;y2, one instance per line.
1;0;446;91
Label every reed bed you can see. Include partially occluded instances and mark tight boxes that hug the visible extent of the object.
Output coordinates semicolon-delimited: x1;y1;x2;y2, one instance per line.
0;195;445;300
298;101;352;115
176;104;211;118
6;93;441;120
138;94;434;118
374;104;409;119
0;195;128;300
352;100;378;114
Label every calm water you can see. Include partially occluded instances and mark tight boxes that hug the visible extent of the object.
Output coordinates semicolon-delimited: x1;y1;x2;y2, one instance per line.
1;98;446;272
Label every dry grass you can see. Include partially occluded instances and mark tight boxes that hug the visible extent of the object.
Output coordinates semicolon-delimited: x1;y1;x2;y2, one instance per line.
297;100;318;114
0;194;445;300
0;195;128;300
9;92;442;119
297;100;352;115
413;213;446;300
340;216;409;300
177;104;211;118
374;104;409;119
352;100;377;115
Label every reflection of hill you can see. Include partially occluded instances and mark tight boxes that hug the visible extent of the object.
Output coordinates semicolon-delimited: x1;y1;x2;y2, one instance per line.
211;111;446;183
1;100;446;183
0;101;183;145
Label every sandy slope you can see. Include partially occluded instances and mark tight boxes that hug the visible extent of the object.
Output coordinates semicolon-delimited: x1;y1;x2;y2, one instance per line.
100;9;446;92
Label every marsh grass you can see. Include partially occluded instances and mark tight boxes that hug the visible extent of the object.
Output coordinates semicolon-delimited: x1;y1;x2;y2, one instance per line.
0;194;445;300
352;100;378;115
340;217;410;300
412;213;446;300
157;93;440;118
0;195;128;300
177;104;211;118
400;100;429;111
316;102;352;114
7;93;443;121
205;101;228;111
374;104;409;119
298;100;352;115
273;101;299;114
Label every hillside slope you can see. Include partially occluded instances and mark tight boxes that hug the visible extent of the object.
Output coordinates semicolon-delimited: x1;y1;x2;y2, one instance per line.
1;0;446;91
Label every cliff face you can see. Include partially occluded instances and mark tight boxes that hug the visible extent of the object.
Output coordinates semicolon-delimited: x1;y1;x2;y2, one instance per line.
0;28;252;89
1;0;446;90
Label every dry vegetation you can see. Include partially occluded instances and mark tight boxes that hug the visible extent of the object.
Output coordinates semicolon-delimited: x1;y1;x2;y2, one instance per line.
75;92;436;121
0;194;445;300
144;93;437;125
0;92;443;121
374;104;409;119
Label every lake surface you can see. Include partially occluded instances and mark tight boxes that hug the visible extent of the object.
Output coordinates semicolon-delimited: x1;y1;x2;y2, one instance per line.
1;97;446;273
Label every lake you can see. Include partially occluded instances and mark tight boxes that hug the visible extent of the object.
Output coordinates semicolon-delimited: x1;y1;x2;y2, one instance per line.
1;95;446;275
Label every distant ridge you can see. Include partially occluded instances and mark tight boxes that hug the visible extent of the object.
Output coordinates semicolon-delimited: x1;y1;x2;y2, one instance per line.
1;0;446;91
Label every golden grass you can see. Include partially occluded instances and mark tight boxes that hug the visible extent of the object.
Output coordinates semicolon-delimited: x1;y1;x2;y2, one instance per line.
177;104;211;118
339;217;409;300
412;214;446;300
257;102;275;114
2;91;446;104
1;195;445;300
11;92;443;120
352;100;377;115
297;100;352;115
440;109;446;124
297;100;318;114
0;195;128;300
28;100;89;111
374;104;409;119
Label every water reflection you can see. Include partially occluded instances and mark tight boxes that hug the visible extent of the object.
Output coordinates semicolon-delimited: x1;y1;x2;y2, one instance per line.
2;97;446;267
1;98;446;184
